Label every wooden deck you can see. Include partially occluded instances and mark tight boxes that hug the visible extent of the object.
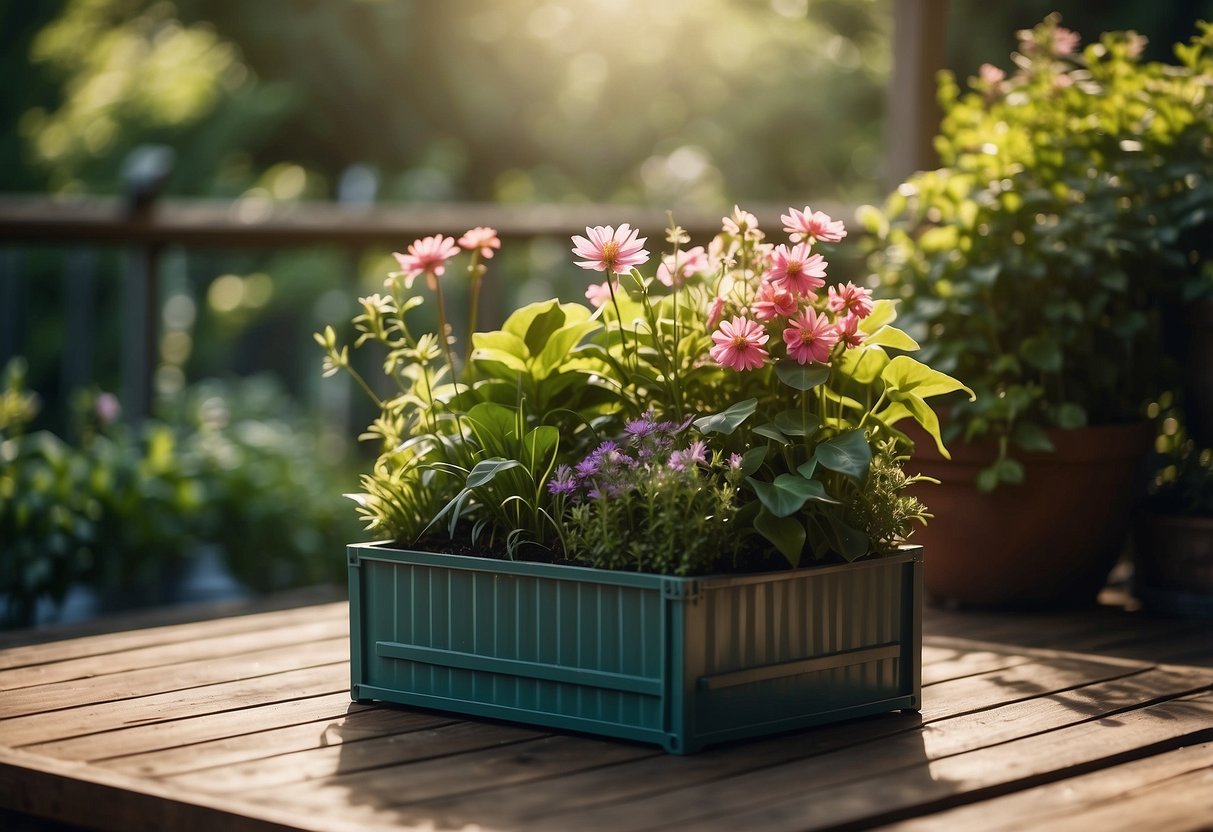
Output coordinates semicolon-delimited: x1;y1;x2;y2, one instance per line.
0;593;1210;832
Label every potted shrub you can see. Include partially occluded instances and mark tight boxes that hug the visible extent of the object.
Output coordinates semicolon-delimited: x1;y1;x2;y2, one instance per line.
861;16;1213;607
317;208;970;754
1134;414;1213;618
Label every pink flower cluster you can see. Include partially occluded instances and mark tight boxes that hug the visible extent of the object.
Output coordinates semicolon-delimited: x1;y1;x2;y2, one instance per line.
708;206;871;373
392;227;502;288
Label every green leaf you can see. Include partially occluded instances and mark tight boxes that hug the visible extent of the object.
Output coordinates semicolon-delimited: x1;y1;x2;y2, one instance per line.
813;431;872;481
863;325;920;351
882;355;975;401
502;300;564;353
753;423;790;444
1010;422;1055;453
747;474;837;518
860;299;899;334
1055;403;1088;430
754;509;805;568
823;514;870;562
995;457;1025;485
693;398;758;435
969;262;1001;286
466;457;523;488
472;330;530;362
521;426;559;474
534;320;601;377
775;361;831;391
465;403;519;457
1020;335;1063;373
470;347;528;373
797;457;818;479
773;409;820;437
976;465;1000;493
740;446;767;476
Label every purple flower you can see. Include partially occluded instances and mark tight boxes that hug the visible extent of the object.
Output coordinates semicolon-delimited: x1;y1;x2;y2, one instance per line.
575;457;601;478
728;453;744;471
668;440;708;472
547;464;578;496
625;416;658;439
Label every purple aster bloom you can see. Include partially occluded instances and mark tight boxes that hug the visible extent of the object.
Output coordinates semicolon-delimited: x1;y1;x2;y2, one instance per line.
625;416;658;438
728;452;744;470
575;456;600;478
547;464;578;496
593;440;619;457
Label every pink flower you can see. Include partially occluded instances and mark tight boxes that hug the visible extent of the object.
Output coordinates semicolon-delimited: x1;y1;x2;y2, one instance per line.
393;235;460;288
95;392;121;425
656;245;708;287
705;295;727;331
1052;26;1080;57
783;308;839;365
979;63;1006;85
571;224;649;274
585;279;621;309
835;314;865;349
767;243;827;297
722;205;763;240
458;226;501;259
826;282;874;319
751;280;798;321
781;206;847;244
710;316;769;372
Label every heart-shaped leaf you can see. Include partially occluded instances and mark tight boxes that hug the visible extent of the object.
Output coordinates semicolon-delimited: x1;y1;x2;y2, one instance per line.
773;409;820;437
693;398;758;435
754;509;805;568
775;361;831;391
747;474;837;517
814;430;872;481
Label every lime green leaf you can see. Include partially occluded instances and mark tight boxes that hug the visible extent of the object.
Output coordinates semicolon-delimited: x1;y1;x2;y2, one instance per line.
814;430;871;481
882;355;975;401
836;343;888;383
754;508;805;567
775;361;831;391
502;300;564;352
860;299;899;334
535;320;601;377
863;325;920;351
466;457;523;488
693;398;758;435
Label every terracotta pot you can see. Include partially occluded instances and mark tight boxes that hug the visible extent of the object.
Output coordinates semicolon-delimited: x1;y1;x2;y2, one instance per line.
907;422;1152;609
1133;514;1213;618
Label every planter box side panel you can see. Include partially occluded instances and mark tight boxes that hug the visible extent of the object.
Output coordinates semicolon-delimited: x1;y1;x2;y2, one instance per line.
355;557;667;736
684;558;913;742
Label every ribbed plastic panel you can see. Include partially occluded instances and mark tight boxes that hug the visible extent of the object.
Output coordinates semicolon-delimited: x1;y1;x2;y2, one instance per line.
348;543;921;754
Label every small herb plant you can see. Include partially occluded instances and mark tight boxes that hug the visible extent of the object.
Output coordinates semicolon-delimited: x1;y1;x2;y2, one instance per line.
319;207;970;573
862;16;1213;490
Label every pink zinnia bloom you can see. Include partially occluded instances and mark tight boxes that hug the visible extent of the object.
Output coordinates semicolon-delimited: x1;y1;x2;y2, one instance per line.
783;308;839;365
393;235;460;288
826;282;875;319
585;279;621;309
710;316;769;372
705;296;727;331
767;243;827;297
781;206;847;244
751;280;798;321
571;224;649;274
722;205;762;240
657;245;708;287
835;314;865;349
458;226;501;259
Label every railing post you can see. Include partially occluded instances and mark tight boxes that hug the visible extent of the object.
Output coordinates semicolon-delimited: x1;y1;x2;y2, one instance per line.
888;0;949;189
0;248;25;371
62;248;96;405
120;145;174;421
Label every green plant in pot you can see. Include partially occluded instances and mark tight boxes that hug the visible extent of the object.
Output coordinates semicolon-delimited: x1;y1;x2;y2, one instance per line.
1134;406;1213;618
862;16;1213;607
318;209;970;753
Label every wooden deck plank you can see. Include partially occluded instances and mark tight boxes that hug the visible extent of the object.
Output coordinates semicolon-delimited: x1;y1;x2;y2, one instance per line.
0;638;349;719
401;666;1213;829
0;617;348;693
877;742;1213;831
623;693;1213;832
0;663;349;747
0;598;1210;832
0;602;347;672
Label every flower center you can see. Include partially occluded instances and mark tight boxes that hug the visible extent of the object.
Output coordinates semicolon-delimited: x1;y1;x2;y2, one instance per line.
731;335;750;350
600;241;620;270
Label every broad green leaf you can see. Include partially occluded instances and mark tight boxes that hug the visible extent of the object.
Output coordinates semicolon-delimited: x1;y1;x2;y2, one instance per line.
995;457;1025;485
976;465;1000;493
898;395;952;460
741;446;767;476
863;326;920;352
775;361;831;391
465;403;518;456
754;509;805;568
773;409;820;437
472;330;530;361
747;474;837;518
882;355;975;401
813;430;872;481
470;347;528;373
502;300;563;351
466;457;523;488
753;423;790;444
859;299;899;334
836;343;889;384
823;514;870;562
535;320;602;377
1011;422;1055;453
1055;402;1088;429
693;398;758;435
521;426;559;474
797;457;818;479
1020;335;1063;373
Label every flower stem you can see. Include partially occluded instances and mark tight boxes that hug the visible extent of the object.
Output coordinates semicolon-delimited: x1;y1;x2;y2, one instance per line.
464;254;483;368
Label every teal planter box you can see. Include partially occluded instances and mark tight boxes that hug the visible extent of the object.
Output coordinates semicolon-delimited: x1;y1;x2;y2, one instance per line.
348;542;922;754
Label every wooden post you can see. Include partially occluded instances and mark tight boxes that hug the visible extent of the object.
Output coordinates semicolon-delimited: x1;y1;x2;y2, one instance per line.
888;0;950;189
